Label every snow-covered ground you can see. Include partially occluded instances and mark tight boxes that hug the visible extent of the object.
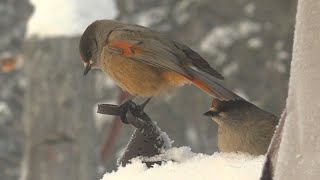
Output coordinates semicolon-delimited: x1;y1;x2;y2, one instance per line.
27;0;118;37
102;147;265;180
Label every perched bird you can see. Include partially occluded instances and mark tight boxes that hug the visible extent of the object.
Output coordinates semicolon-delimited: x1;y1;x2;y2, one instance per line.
79;20;240;121
204;98;278;155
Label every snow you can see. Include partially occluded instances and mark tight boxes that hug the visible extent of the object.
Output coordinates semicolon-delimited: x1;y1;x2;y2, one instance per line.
27;0;118;37
222;62;239;77
247;37;263;49
102;147;265;180
0;101;12;125
158;131;174;150
244;3;256;17
200;21;261;64
174;0;193;25
134;7;168;27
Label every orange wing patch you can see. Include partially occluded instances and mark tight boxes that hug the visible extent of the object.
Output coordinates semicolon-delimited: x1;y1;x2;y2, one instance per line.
111;41;141;57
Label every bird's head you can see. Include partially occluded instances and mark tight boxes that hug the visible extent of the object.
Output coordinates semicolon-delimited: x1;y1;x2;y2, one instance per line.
79;20;121;76
79;21;100;76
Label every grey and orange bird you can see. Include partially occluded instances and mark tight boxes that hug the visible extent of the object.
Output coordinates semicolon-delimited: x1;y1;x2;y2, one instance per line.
79;20;241;122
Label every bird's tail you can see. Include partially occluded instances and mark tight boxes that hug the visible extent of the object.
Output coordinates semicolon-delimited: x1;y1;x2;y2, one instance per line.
186;67;241;101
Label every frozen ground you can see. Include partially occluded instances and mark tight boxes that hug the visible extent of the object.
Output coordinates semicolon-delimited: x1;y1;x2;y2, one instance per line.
102;147;265;180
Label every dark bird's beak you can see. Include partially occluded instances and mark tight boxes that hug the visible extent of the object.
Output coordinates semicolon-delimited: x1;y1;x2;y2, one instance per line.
83;63;91;76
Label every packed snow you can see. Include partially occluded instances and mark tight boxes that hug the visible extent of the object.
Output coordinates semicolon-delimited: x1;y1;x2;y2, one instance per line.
27;0;118;37
102;147;265;180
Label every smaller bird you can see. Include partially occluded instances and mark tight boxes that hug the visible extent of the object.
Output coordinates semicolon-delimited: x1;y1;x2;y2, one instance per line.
204;98;278;155
79;20;241;122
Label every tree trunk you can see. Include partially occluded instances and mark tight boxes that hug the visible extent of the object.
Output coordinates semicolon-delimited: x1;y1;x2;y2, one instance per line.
0;1;33;180
261;1;320;179
21;37;98;180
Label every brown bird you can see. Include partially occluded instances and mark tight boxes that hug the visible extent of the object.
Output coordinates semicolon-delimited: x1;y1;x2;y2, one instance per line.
204;98;278;155
79;20;240;121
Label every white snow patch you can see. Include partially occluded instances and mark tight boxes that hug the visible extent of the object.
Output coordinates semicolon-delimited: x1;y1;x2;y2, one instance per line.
102;147;265;180
134;7;168;27
158;131;174;150
0;101;12;124
27;0;117;37
174;0;193;25
222;62;239;77
244;3;256;17
200;21;261;61
247;37;263;49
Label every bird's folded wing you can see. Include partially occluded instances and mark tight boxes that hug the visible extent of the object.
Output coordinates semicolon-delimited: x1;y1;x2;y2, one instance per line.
107;26;194;78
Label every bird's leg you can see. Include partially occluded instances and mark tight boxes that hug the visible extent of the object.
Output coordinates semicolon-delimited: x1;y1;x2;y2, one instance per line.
119;97;152;124
130;98;152;118
119;96;136;124
125;97;152;128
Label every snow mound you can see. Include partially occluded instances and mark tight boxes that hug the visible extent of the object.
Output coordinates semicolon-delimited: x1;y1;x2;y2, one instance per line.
102;147;265;180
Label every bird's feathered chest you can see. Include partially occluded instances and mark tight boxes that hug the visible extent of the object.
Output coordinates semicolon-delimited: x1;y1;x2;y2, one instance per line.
99;47;185;96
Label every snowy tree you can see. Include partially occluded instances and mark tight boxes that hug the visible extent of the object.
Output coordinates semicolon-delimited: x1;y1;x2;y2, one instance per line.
261;0;320;179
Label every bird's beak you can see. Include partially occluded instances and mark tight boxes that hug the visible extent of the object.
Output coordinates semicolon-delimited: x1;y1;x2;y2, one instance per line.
203;107;220;117
83;63;91;76
83;60;94;76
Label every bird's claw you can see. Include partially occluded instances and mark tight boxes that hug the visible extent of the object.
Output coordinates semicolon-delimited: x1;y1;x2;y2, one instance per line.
130;98;151;118
98;98;151;127
119;100;135;124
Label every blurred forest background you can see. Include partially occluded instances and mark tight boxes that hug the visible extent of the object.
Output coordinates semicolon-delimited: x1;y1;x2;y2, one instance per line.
0;0;296;179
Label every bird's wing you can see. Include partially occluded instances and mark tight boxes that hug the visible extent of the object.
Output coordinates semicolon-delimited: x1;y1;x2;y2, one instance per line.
107;25;224;79
107;25;191;77
106;25;241;100
171;41;224;80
